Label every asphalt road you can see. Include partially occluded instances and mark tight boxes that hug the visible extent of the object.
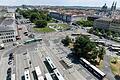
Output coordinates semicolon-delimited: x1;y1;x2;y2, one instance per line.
0;22;115;80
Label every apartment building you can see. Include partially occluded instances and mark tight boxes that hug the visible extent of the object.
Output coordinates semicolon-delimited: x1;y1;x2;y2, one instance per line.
0;18;17;43
94;18;120;33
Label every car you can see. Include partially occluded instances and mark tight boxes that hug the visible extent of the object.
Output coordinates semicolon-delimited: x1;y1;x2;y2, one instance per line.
7;68;11;74
25;33;28;36
6;74;11;80
23;52;27;55
28;34;35;38
9;53;13;57
8;60;12;65
9;56;14;60
24;32;28;34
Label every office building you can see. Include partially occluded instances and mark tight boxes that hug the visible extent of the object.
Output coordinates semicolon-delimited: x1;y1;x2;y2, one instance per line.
94;18;120;33
0;18;17;43
49;11;87;23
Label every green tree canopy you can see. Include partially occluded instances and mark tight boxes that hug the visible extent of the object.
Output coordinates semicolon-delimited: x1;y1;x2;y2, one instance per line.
98;46;106;63
73;35;97;61
30;13;40;23
61;36;71;46
35;20;47;28
76;20;93;27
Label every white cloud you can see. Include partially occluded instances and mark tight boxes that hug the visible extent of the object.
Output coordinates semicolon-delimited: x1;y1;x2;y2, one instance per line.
0;0;119;7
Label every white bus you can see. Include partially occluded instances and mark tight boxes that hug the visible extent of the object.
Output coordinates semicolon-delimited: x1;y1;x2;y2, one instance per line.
80;58;106;79
53;69;65;80
45;56;56;70
35;66;42;80
11;74;15;80
24;69;31;80
35;38;42;41
45;73;53;80
112;44;120;48
38;76;44;80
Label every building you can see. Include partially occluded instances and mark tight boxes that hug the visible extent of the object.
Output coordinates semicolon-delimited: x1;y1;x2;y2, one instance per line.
111;2;117;11
0;18;17;43
49;11;87;23
87;15;102;21
101;3;108;12
94;18;120;33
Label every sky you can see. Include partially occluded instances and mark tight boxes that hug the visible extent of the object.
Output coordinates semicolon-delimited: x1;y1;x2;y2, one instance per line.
0;0;120;7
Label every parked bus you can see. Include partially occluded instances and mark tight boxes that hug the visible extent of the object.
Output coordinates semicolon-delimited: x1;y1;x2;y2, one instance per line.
53;69;65;80
35;38;42;42
45;56;56;70
45;73;53;80
111;44;120;48
24;69;31;80
80;58;106;79
94;40;106;46
11;74;15;80
38;76;44;80
109;47;120;51
24;38;42;44
35;66;42;78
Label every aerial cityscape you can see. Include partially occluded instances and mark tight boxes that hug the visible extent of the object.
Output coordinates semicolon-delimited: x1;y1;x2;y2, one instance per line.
1;0;120;80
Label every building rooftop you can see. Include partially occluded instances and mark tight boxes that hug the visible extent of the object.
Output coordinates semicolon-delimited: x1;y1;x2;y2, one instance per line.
0;25;15;31
96;18;113;22
1;18;14;25
0;18;16;32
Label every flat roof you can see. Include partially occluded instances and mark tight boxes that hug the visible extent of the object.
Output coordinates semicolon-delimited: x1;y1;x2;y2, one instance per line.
96;18;113;22
1;18;14;25
0;18;16;31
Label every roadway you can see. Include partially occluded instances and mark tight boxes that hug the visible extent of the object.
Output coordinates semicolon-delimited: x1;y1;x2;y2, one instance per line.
0;22;110;80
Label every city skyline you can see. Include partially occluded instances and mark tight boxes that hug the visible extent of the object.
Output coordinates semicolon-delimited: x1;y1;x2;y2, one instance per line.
0;0;120;8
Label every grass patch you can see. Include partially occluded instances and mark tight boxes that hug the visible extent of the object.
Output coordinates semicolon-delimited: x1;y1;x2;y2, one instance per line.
110;57;120;75
48;23;69;30
33;27;55;33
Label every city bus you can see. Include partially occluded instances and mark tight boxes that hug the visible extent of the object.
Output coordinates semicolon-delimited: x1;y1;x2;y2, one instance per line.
35;66;42;78
11;74;15;80
24;39;35;44
45;56;56;70
94;40;106;46
24;69;31;80
38;76;44;80
24;38;42;44
45;73;53;80
53;69;65;80
80;58;106;79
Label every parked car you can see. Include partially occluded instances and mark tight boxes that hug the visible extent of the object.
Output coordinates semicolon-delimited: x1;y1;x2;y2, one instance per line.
7;68;11;75
8;60;12;65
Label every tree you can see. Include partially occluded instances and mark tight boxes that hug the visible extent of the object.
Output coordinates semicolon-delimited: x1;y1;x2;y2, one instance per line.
95;29;99;36
88;28;94;33
106;30;112;36
98;46;106;63
113;33;119;38
76;20;93;27
61;36;71;46
30;13;40;23
16;8;21;12
35;20;47;28
73;35;97;61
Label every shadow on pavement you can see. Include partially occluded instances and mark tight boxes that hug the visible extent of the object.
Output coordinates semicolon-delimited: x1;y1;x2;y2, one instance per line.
66;53;103;80
44;61;53;73
66;53;80;64
21;75;25;80
32;70;38;80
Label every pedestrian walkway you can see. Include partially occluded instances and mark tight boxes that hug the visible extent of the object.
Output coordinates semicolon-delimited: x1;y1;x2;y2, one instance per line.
103;54;115;80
